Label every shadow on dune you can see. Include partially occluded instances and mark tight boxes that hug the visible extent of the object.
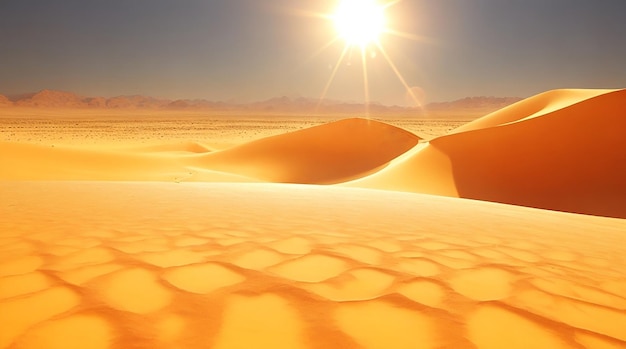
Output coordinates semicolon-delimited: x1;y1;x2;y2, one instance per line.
349;88;626;218
431;89;626;218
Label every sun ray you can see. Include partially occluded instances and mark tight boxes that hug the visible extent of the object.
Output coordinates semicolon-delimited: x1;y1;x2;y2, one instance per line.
383;29;434;44
298;36;343;70
360;46;371;117
381;0;403;10
376;42;423;108
317;44;351;111
308;0;429;111
281;7;333;21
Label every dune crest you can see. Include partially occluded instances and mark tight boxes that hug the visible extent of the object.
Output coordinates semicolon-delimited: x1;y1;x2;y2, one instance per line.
195;118;420;184
345;143;458;196
0;118;418;184
450;89;616;134
431;88;626;217
354;88;626;218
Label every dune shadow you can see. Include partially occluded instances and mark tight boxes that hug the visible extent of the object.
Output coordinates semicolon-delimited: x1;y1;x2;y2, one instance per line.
431;89;626;218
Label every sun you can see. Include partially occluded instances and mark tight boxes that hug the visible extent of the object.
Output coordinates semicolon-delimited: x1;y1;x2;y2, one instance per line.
305;0;425;111
332;0;386;48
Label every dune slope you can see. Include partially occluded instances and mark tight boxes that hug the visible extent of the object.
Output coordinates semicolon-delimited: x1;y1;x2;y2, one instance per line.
433;88;626;218
353;89;626;218
0;118;418;184
194;118;420;184
0;142;253;182
344;143;458;196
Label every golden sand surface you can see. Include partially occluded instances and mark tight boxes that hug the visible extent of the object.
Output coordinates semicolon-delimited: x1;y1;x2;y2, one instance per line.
0;182;625;349
1;88;625;348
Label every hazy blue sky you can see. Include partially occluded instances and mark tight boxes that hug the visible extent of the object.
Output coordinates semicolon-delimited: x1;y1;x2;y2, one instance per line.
1;0;625;105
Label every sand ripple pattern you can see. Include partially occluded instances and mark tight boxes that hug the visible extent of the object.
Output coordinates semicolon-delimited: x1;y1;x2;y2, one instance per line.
1;182;625;349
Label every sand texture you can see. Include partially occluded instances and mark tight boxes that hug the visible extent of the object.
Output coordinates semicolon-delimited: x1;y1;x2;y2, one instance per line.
1;182;625;349
1;88;625;348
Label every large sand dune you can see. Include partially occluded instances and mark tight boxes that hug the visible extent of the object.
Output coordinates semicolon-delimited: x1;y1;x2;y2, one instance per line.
2;89;623;216
429;88;626;217
195;118;420;184
1;88;625;348
450;89;615;134
351;88;626;218
0;118;418;183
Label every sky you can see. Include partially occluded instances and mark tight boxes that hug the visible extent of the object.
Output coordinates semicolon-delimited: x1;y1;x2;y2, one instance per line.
1;0;625;105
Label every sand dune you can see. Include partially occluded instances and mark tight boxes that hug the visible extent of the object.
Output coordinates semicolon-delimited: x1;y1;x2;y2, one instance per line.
345;142;459;196
450;89;615;134
429;88;626;217
2;89;624;217
1;182;625;349
353;88;626;218
0;117;418;184
194;118;420;184
0;141;185;181
1;87;626;348
122;141;214;154
0;142;254;182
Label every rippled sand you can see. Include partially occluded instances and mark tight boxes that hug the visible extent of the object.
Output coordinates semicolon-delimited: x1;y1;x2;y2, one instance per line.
1;182;625;349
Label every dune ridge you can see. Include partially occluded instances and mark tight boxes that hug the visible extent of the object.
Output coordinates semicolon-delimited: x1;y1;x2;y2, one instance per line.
194;118;420;184
0;118;419;184
427;88;626;217
450;89;615;134
352;88;626;218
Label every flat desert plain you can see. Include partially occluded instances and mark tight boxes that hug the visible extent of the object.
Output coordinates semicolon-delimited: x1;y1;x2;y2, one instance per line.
1;89;626;349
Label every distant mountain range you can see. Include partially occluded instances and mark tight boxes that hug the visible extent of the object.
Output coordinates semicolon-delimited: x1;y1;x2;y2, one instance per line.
0;89;521;115
427;96;522;110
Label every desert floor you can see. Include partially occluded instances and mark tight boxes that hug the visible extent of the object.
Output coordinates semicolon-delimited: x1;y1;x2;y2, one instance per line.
1;90;625;349
0;109;468;147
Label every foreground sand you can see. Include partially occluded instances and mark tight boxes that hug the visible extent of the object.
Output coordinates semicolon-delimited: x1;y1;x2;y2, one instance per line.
1;88;625;348
1;181;625;349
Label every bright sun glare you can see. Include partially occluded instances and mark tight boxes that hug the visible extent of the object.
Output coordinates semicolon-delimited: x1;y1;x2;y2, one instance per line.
333;0;386;47
307;0;425;111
